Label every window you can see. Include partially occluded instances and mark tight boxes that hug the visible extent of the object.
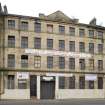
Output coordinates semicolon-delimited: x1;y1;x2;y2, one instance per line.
21;37;28;48
69;76;75;89
8;54;15;67
98;60;103;71
34;37;41;49
8;20;15;29
47;39;53;50
18;79;27;89
79;59;85;70
20;21;28;31
21;55;28;68
98;77;103;89
79;76;85;89
47;24;53;33
59;40;65;51
89;59;94;70
98;44;103;54
8;36;15;48
59;25;65;34
35;22;41;33
8;75;15;89
89;43;94;53
34;56;41;68
69;27;75;36
98;31;103;39
88;80;94;89
69;41;75;52
59;57;65;69
59;77;65;89
89;30;94;38
79;42;85;52
69;58;75;70
79;29;85;37
47;56;53;68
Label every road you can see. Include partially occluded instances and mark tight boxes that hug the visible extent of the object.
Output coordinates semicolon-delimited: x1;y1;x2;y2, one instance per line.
0;99;105;105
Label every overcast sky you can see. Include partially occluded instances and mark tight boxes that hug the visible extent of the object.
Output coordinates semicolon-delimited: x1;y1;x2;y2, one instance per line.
1;0;105;26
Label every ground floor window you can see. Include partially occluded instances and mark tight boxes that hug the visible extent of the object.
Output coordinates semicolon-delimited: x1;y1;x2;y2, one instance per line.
59;77;65;89
98;77;103;89
18;79;27;89
7;75;15;89
79;76;85;89
88;80;94;89
69;76;75;89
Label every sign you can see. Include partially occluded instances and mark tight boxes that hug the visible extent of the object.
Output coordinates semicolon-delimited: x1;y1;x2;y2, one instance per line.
46;73;73;77
18;80;27;83
43;76;54;81
85;74;97;81
17;72;29;79
25;49;91;58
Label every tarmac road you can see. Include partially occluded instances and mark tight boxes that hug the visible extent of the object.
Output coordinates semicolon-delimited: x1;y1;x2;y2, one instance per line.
0;99;105;105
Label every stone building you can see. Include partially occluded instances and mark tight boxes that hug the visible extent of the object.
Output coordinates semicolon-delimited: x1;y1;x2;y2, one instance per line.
0;3;105;99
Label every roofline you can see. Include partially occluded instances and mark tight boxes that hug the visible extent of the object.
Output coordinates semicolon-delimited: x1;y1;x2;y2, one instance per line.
1;13;105;30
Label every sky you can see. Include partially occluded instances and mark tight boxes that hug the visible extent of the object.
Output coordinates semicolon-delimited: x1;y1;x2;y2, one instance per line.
1;0;105;26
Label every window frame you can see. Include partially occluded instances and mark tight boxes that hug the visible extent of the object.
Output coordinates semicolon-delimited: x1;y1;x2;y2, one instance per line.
89;43;94;53
8;36;15;48
8;54;15;67
98;60;103;71
69;76;75;89
47;56;53;68
34;22;41;33
20;21;28;31
69;58;75;70
79;59;85;70
59;25;65;34
79;42;85;52
98;77;103;89
34;56;41;68
47;39;53;50
79;76;85;89
59;77;65;89
21;55;28;68
8;20;15;29
21;36;28;48
34;37;41;49
79;29;85;37
59;40;65;51
69;27;75;36
88;80;94;89
59;57;65;69
69;41;75;52
7;75;15;89
89;30;94;38
98;44;103;54
47;24;53;33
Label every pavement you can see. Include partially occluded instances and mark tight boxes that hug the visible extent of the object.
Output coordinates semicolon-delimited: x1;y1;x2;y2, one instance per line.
0;99;105;105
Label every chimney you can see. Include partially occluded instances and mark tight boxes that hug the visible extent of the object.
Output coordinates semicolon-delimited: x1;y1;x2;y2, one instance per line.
39;13;45;19
0;3;3;14
89;18;96;25
4;5;8;14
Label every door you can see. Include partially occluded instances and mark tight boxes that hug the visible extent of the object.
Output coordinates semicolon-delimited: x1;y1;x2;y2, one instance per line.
40;80;55;99
30;75;37;98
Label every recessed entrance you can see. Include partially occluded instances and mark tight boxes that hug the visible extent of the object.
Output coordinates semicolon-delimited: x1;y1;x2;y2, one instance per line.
40;76;55;99
30;75;37;99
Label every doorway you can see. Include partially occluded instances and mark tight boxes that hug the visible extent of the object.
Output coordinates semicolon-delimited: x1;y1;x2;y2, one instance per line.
40;77;55;99
30;75;37;99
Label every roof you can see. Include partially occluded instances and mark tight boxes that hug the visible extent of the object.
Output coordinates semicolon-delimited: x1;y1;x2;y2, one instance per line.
0;10;105;30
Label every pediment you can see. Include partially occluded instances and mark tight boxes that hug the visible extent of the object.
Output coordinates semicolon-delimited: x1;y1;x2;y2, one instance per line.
46;11;72;22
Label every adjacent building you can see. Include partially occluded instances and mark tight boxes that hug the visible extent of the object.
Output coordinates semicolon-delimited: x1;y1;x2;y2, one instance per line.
0;4;105;99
